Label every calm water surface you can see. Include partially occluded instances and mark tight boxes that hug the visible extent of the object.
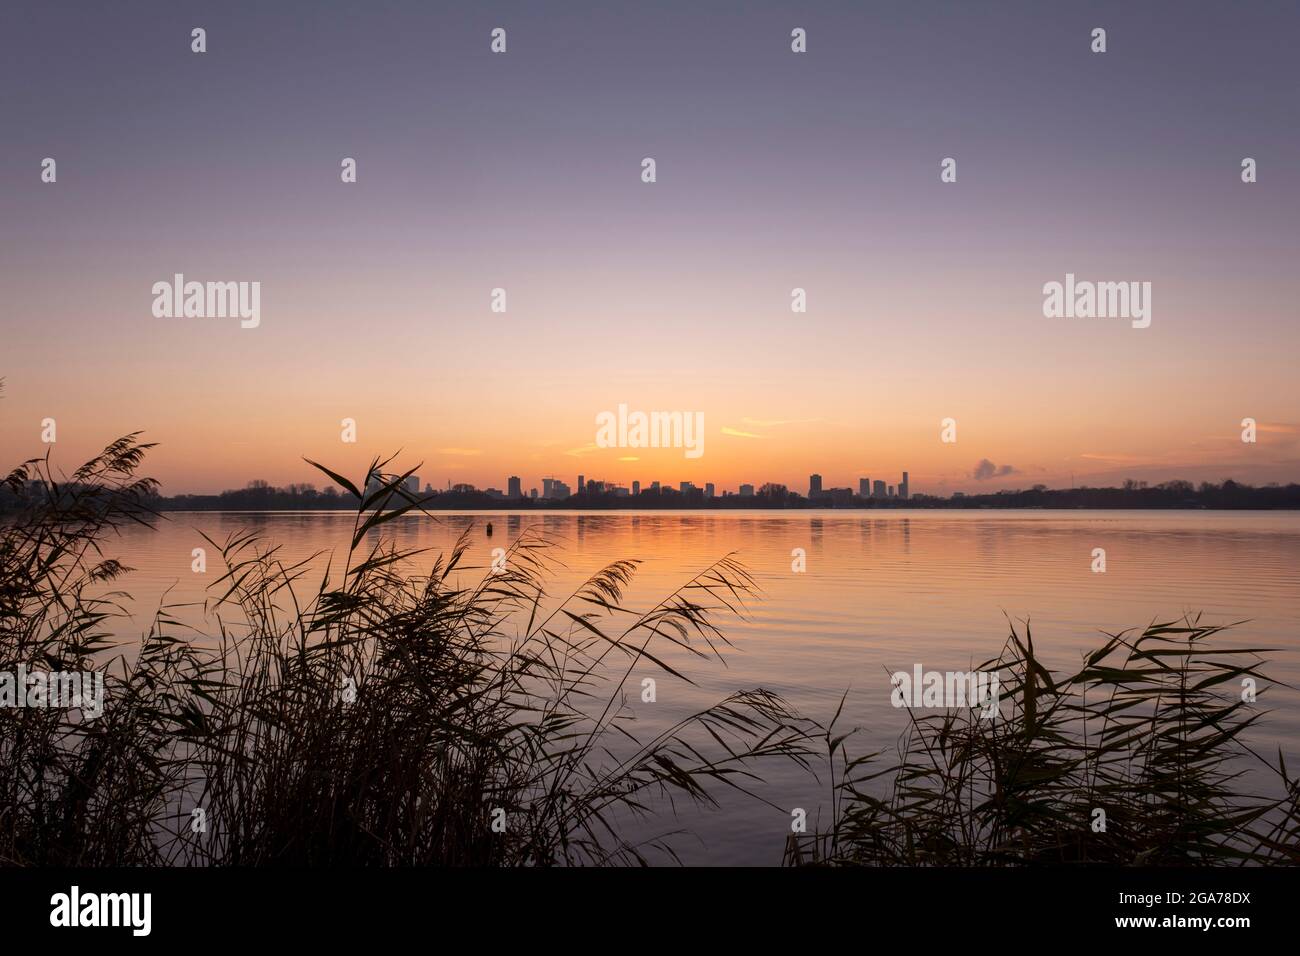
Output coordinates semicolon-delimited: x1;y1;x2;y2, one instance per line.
103;510;1300;865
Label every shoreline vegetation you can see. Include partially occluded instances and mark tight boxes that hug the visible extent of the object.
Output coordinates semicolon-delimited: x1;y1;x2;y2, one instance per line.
7;478;1300;514
3;436;1299;866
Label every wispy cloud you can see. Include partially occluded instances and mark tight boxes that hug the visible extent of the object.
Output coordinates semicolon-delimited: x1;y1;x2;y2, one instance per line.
721;426;766;439
565;443;601;457
740;417;821;428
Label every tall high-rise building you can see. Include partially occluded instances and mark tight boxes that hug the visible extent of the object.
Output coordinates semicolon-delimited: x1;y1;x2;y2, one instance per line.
650;481;660;492
632;480;640;496
900;471;909;500
873;479;887;499
578;474;585;495
705;482;715;498
859;477;870;498
809;473;823;498
507;475;522;498
542;477;555;498
739;483;754;497
407;476;420;494
888;484;895;498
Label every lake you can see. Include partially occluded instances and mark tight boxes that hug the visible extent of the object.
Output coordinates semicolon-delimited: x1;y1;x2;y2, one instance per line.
102;509;1300;865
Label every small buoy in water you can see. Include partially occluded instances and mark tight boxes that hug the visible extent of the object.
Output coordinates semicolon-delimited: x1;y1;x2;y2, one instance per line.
486;522;494;536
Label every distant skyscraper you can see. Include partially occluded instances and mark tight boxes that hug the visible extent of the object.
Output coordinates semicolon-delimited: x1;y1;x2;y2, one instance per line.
900;471;909;500
859;477;870;498
809;473;823;498
888;484;895;497
873;479;886;499
632;480;640;496
507;475;522;498
680;481;695;494
705;482;715;498
650;481;660;492
406;476;420;494
542;477;555;498
577;474;585;495
739;483;754;497
529;488;538;499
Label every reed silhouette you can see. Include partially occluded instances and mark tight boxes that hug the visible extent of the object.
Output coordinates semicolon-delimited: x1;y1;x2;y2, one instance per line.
1;436;816;865
797;619;1300;866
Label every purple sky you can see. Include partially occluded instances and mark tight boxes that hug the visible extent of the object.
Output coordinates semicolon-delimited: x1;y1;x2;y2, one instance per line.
2;1;1298;494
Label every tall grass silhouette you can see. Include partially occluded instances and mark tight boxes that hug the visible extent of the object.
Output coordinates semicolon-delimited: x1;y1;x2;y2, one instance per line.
801;620;1300;866
1;436;816;865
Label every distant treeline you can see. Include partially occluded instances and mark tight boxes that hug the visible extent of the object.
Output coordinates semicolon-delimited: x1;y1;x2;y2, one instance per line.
7;477;1297;513
918;479;1300;510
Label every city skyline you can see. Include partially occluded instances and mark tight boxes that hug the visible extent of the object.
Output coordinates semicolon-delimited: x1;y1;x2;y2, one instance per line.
196;466;920;501
157;462;1300;505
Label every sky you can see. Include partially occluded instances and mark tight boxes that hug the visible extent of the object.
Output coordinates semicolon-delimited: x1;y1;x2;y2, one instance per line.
2;0;1299;496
